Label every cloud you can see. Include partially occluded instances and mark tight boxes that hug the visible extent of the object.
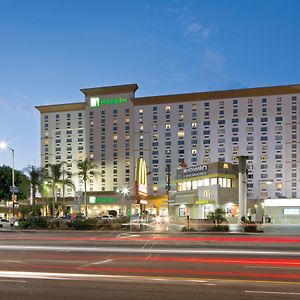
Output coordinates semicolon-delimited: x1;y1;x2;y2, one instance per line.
184;21;217;38
168;1;217;40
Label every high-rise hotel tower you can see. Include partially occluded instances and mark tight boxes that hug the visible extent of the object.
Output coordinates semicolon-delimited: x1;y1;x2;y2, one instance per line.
35;83;300;214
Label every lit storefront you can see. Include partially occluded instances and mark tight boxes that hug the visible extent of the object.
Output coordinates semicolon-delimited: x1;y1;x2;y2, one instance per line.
171;162;239;224
263;198;300;224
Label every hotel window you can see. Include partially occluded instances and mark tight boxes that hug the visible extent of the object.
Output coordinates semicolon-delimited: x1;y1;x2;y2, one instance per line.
165;106;171;112
165;124;171;129
178;131;185;138
192;104;197;111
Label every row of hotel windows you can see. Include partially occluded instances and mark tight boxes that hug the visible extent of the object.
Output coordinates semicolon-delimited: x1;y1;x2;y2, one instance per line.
42;95;297;126
177;177;232;192
137;96;297;113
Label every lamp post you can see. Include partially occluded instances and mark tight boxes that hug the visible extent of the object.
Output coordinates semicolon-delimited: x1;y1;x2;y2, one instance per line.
61;161;68;215
0;142;15;220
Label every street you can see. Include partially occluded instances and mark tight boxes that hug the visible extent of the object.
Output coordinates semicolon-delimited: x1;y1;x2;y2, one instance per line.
0;230;300;299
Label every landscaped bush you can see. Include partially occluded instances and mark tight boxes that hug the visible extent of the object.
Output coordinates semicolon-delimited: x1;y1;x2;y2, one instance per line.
18;217;48;229
210;224;229;232
240;217;257;232
70;218;97;230
206;208;229;232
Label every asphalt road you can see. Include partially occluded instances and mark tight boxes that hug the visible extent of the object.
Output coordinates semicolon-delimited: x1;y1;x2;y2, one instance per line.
0;230;300;299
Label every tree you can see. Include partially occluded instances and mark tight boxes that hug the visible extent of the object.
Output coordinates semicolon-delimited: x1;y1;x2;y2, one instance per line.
0;165;29;201
23;165;41;206
77;158;97;217
45;163;74;218
208;208;227;228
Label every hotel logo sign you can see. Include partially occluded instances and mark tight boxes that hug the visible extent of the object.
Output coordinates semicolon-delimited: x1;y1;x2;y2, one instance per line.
90;97;128;108
183;164;208;178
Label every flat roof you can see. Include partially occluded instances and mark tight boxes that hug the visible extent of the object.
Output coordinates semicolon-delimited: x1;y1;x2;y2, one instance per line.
133;83;300;106
80;83;139;97
35;102;85;113
35;83;300;113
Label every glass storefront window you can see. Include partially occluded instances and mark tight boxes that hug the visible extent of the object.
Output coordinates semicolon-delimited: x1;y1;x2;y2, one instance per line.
227;178;231;188
211;178;217;186
203;178;209;186
198;179;203;187
182;182;187;191
177;183;182;192
186;181;191;190
192;181;198;190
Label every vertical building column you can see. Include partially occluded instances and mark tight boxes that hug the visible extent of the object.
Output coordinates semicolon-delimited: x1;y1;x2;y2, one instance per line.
237;156;248;219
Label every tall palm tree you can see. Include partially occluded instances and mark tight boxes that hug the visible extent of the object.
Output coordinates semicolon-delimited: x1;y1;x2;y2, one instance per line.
77;158;97;217
23;165;41;206
38;167;50;216
45;162;74;218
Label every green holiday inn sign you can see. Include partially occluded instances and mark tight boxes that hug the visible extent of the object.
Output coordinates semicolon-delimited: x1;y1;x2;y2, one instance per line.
90;97;128;108
89;197;118;204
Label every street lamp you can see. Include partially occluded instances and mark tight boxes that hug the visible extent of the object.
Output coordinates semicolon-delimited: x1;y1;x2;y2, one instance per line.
0;141;16;220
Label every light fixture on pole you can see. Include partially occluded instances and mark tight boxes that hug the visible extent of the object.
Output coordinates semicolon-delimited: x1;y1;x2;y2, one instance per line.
0;141;16;220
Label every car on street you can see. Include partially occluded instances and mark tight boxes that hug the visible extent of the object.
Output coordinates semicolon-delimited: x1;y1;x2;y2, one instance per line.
0;219;12;229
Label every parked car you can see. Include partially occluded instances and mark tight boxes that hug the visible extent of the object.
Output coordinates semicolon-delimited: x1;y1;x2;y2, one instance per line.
100;215;116;221
0;219;12;229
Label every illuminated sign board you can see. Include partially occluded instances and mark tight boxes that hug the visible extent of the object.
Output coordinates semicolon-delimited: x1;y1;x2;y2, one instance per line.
135;158;148;199
183;164;208;178
89;197;117;204
90;97;128;108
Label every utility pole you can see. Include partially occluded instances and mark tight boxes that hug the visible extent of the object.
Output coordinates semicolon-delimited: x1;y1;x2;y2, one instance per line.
166;164;171;216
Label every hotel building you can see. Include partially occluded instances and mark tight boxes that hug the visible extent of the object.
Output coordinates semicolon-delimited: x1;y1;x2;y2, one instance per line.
35;83;300;222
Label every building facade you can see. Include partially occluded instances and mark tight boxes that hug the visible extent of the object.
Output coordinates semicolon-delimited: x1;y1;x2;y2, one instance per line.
172;162;239;224
35;83;300;218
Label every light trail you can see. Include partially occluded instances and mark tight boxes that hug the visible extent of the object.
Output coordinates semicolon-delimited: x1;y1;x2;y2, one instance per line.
2;235;300;243
0;244;300;256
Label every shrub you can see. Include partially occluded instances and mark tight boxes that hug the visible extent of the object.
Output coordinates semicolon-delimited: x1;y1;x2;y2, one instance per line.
18;217;48;229
211;224;229;232
240;217;257;232
70;219;97;230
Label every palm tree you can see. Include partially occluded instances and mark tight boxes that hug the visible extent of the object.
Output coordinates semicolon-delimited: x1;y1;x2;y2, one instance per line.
38;167;50;216
77;158;97;217
23;165;41;206
45;162;74;218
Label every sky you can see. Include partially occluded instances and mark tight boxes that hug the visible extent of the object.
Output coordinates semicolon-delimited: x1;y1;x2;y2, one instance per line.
0;0;300;170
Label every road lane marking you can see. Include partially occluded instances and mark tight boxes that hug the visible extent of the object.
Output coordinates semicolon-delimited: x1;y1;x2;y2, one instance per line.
245;290;300;295
0;271;300;287
245;265;300;270
0;279;27;283
92;259;114;265
117;234;140;238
